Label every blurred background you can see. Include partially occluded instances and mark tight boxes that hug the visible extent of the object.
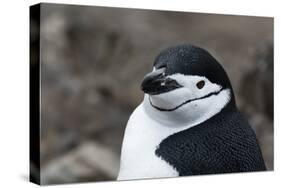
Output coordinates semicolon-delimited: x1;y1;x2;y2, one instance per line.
34;3;273;184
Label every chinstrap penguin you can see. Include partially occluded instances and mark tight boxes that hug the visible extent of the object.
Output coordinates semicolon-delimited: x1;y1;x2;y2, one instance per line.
117;44;266;180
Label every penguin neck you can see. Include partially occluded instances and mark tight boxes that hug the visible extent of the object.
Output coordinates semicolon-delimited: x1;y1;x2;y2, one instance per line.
143;88;234;130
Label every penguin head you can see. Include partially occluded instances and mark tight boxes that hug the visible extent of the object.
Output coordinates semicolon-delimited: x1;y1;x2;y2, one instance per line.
141;44;236;126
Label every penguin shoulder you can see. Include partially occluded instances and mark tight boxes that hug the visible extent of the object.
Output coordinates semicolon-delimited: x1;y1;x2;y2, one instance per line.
155;110;266;175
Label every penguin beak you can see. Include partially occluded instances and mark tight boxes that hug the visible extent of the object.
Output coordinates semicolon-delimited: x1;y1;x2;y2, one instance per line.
141;68;182;95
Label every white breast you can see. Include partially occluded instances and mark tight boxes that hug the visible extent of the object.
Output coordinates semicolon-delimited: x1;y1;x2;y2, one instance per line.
117;89;230;180
117;104;180;180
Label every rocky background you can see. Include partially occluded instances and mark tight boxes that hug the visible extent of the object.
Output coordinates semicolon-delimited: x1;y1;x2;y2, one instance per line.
34;3;273;184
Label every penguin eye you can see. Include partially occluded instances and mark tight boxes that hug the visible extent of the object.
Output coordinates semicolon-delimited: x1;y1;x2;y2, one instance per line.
196;80;205;89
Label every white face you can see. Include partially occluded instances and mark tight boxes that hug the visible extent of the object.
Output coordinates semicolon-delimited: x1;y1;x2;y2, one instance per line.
143;72;231;127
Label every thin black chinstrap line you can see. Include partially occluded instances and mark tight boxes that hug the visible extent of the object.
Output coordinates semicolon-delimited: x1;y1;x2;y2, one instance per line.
149;88;224;112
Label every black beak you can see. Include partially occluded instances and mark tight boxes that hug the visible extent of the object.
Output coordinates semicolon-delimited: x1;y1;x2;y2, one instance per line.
141;68;182;95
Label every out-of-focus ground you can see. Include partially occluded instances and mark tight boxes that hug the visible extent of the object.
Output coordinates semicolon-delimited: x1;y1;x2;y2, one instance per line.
34;3;273;184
